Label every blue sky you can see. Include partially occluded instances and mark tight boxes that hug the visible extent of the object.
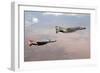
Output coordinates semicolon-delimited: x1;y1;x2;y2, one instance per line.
24;11;90;32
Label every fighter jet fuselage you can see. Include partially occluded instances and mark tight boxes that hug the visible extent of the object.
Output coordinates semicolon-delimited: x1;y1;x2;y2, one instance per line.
29;40;56;46
56;26;86;33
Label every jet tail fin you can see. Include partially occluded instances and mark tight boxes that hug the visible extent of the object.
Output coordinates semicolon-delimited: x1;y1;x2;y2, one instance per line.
28;40;33;47
55;26;59;33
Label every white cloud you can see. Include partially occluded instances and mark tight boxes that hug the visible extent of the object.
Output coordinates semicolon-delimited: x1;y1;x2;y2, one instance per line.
32;17;39;24
42;12;64;16
64;13;83;17
42;12;86;17
65;13;89;18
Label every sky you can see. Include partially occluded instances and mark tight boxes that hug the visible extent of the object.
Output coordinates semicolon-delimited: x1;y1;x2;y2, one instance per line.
24;11;90;61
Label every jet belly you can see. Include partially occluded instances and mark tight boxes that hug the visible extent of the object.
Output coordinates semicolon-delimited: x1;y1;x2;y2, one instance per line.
37;42;48;46
66;28;77;32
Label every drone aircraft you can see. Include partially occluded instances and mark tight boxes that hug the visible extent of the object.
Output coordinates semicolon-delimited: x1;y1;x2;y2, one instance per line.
28;40;56;46
56;26;86;33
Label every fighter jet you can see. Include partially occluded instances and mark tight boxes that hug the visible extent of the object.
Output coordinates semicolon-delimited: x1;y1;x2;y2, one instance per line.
28;40;56;46
56;26;86;33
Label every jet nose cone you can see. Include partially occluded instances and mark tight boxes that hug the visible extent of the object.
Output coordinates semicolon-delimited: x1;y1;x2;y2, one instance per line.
83;27;86;29
80;27;86;30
